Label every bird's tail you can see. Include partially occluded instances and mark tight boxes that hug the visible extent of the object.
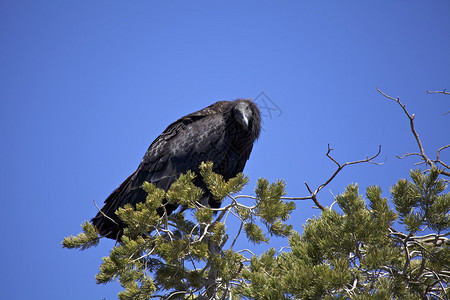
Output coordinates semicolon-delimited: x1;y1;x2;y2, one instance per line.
91;171;144;240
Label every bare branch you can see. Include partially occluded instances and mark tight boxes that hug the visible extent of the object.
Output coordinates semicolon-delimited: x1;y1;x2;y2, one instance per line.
229;217;244;250
377;86;430;162
377;87;450;177
305;182;325;210
326;143;340;167
426;89;449;95
329;190;339;210
436;144;450;170
427;89;450;116
237;248;256;257
281;195;313;201
282;144;382;211
395;152;422;160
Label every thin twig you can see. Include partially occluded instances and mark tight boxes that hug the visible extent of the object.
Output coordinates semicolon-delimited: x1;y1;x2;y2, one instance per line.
329;189;338;210
237;249;256;257
230;218;244;250
93;200;119;225
436;144;450;170
426;89;449;95
395;152;422;160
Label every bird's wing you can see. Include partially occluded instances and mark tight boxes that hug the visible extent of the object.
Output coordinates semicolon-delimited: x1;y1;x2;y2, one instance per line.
131;112;230;192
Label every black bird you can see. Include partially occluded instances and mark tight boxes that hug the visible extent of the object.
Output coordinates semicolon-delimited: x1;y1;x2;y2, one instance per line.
91;99;261;239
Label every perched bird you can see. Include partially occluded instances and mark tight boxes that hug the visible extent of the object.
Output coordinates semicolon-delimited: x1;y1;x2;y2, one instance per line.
92;99;261;239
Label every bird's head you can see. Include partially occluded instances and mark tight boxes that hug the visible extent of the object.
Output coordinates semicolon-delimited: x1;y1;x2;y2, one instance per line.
233;99;261;138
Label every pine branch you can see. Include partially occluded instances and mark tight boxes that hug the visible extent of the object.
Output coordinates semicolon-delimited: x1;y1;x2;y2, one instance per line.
62;221;100;250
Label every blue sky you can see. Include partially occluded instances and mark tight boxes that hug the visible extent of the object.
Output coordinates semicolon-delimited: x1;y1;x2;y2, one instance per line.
1;1;449;299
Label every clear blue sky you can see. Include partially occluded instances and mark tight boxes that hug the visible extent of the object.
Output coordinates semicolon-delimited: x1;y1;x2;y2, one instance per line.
1;1;449;299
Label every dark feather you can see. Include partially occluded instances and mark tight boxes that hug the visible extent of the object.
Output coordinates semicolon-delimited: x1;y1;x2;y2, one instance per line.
91;99;261;239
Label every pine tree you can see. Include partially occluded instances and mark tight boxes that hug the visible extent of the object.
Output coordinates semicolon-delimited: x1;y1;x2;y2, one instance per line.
63;89;449;299
63;161;295;299
63;165;449;299
239;168;449;299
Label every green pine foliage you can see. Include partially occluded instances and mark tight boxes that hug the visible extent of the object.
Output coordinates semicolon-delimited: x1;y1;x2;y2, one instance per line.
62;221;100;250
239;168;449;299
392;169;449;233
255;178;295;237
63;161;295;299
63;164;449;299
199;161;249;201
166;171;203;208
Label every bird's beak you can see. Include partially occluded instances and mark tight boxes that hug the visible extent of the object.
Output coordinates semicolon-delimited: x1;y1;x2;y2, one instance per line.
236;111;249;129
235;103;250;129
